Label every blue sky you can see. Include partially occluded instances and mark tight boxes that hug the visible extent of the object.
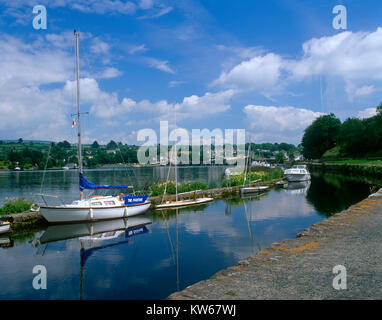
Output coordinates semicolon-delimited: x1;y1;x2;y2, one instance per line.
0;0;382;145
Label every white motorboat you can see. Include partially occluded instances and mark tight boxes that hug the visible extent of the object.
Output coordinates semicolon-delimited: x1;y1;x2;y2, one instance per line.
38;30;150;223
284;165;311;182
0;221;10;234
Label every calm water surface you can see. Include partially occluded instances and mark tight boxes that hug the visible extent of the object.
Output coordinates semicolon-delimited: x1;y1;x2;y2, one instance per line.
0;167;380;299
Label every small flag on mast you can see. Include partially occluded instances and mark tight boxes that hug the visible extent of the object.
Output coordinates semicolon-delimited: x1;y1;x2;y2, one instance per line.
72;119;76;128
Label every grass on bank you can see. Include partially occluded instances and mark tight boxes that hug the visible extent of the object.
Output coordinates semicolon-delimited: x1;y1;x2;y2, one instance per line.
324;159;382;166
221;167;284;187
0;197;34;216
149;181;210;197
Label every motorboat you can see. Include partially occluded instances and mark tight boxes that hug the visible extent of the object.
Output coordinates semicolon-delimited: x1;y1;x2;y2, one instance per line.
284;165;311;182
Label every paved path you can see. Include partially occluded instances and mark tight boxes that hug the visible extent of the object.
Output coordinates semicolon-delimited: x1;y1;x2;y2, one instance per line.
169;190;382;300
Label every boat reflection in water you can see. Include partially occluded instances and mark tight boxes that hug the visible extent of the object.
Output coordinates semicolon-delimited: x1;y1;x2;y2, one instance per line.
38;216;152;244
283;181;311;195
38;216;152;299
0;236;13;248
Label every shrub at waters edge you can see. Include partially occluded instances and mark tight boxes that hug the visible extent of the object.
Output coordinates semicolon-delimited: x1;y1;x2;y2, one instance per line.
149;181;209;197
0;197;34;215
221;168;284;187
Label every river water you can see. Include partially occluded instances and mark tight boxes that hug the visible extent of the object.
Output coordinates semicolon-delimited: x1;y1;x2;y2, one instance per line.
0;167;380;299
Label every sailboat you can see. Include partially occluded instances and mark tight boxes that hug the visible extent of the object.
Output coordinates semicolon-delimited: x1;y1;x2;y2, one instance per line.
155;116;213;210
38;30;151;223
240;140;269;194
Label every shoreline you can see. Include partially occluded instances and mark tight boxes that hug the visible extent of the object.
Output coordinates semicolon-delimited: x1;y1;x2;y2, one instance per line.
308;162;382;177
168;188;382;300
1;178;282;234
0;164;232;173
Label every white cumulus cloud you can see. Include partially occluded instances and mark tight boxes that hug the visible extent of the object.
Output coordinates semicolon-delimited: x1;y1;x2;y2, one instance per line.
243;105;324;143
357;107;377;119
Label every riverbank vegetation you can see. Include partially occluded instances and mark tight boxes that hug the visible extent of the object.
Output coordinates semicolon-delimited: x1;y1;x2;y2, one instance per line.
302;102;382;160
221;167;284;187
0;197;34;216
149;181;210;197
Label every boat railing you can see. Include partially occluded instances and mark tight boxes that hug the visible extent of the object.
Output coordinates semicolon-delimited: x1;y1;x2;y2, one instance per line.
34;193;65;206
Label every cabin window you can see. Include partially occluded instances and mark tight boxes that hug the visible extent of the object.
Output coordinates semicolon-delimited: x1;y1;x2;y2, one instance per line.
104;201;116;205
91;201;102;206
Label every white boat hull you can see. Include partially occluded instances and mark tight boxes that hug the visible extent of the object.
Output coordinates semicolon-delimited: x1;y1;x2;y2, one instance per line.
39;202;151;223
285;173;311;182
156;197;214;209
0;223;10;234
241;186;269;194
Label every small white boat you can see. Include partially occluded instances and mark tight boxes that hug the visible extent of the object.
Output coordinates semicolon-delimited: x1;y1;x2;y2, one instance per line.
0;221;10;234
284;165;311;182
62;166;70;170
241;186;269;194
156;196;214;210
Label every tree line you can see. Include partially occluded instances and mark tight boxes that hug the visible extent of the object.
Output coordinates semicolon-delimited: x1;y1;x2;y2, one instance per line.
0;138;299;170
0;140;139;170
302;103;382;159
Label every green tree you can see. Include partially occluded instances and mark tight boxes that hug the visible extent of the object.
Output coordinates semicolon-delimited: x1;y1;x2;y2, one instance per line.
275;151;285;163
302;113;341;159
338;118;366;156
91;140;100;149
376;102;382;114
107;140;118;149
57;140;71;149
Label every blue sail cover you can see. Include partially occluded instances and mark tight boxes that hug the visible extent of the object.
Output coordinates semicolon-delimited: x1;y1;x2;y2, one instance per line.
79;173;133;191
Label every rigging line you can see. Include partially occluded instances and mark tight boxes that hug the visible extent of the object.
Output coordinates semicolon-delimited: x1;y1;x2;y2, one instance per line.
161;211;176;264
39;143;52;194
242;200;254;255
79;31;96;81
176;208;180;292
161;155;172;204
117;148;141;192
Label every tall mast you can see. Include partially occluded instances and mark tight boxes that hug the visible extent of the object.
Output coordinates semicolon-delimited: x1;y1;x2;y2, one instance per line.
74;30;83;199
174;110;178;202
243;138;250;186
